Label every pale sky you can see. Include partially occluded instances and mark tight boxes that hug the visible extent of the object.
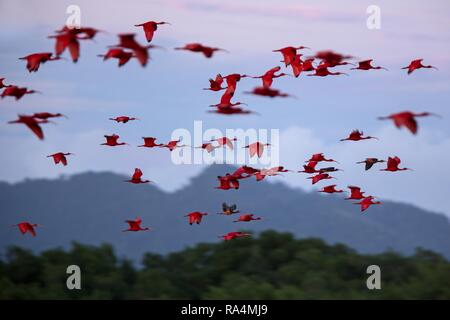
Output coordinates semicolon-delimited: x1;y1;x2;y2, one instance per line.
0;0;449;216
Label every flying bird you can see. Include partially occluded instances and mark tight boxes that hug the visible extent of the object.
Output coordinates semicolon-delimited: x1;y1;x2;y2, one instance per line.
218;203;240;215
402;59;437;74
318;185;343;194
351;59;387;71
185;212;208;225
314;50;353;67
209;137;237;150
219;231;251;241
8;115;51;140
354;196;381;212
298;161;318;174
48;31;80;62
307;173;335;185
306;153;338;163
13;222;39;237
32;112;67;120
0;77;11;88
98;48;135;67
123;217;151;232
135;21;170;42
357;158;385;171
1;86;39;100
380;156;411;172
252;66;289;88
345;186;366;200
233;214;262;222
47;152;73;166
160;139;189;151
203;74;226;91
175;43;228;58
340;130;378;142
216;174;240;190
138;137;163;148
109;116;139;123
196;142;218;153
125;168;152;184
308;63;348;77
19;52;61;72
101;134;128;146
378;111;440;134
273;46;309;66
244;142;271;158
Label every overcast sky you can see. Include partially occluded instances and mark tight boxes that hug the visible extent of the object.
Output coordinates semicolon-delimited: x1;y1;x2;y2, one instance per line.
0;0;449;216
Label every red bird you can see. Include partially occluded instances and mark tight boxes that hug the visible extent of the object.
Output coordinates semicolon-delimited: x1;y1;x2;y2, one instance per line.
185;212;208;225
245;87;292;98
19;52;61;72
125;168;152;184
209;137;237;150
175;43;228;58
307;153;338;163
255;166;290;181
13;222;39;237
210;90;246;109
380;156;411;172
219;231;251;241
273;46;309;66
307;173;335;185
123;217;151;232
314;50;353;67
216;174;240;190
351;59;387;71
298;161;318;174
138;137;163;148
32;112;67;120
244;142;270;158
0;77;11;89
345;186;366;200
402;59;437;74
378;111;440;134
318;184;343;194
47;152;73;166
232;166;260;179
101;134;128;146
98;48;135;67
357;158;385;171
252;66;289;88
55;26;103;40
340;130;378;142
208;106;256;116
8;115;51;140
196;142;218;153
160;139;188;151
308;63;348;77
203;74;226;91
1;86;39;100
290;54;304;77
135;21;170;42
354;196;381;212
223;73;249;95
233;214;262;222
48;32;80;62
301;58;315;72
111;33;157;66
109;116;139;123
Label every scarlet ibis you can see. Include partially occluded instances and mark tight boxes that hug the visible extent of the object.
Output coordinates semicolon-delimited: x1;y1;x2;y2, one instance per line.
32;112;67;120
232;166;260;179
1;86;39;100
351;59;387;71
220;231;251;241
345;186;366;200
203;74;226;91
101;134;128;146
308;63;348;77
234;214;261;222
19;52;61;72
0;78;11;89
298;161;318;174
354;196;381;212
138;137;163;148
357;158;385;171
314;50;353;67
123;217;150;232
47;152;73;166
216;174;240;190
318;167;342;173
307;173;335;185
218;203;240;215
13;222;39;237
245;87;292;98
307;153;338;163
244;142;270;158
402;59;437;74
223;73;250;95
48;32;80;62
208;106;256;116
185;211;208;225
340;130;378;142
290;54;304;77
255;166;290;181
111;33;155;66
209;137;237;150
252;66;289;88
196;142;218;153
98;48;135;67
210;90;246;109
55;26;103;40
175;43;228;58
125;168;151;184
301;58;315;71
318;184;343;193
135;21;170;42
8;115;51;140
380;156;411;172
160;139;188;151
109;116;139;123
378;111;440;134
273;46;309;66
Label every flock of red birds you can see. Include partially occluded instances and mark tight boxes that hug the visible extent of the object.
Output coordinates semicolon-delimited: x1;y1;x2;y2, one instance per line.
3;19;441;240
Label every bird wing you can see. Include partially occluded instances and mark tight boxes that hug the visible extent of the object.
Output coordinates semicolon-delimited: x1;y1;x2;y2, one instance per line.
68;39;80;62
25;121;44;140
143;24;156;42
132;168;143;180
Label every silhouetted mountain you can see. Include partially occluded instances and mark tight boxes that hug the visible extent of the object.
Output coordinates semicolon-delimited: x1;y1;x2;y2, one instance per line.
1;165;449;261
